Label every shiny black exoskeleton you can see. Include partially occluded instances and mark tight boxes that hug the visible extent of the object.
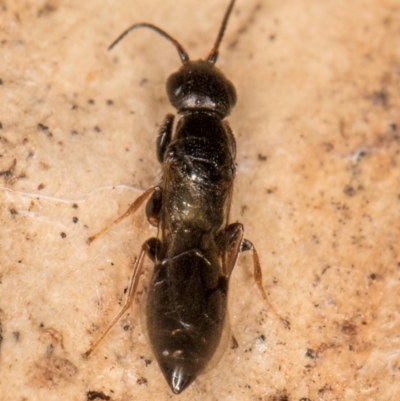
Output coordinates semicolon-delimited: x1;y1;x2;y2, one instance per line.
85;0;287;394
145;68;237;392
143;5;239;390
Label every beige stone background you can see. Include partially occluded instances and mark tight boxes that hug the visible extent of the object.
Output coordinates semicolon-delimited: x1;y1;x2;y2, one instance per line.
1;0;400;400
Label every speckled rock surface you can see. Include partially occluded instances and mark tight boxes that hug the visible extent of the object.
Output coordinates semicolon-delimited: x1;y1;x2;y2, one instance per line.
1;0;400;400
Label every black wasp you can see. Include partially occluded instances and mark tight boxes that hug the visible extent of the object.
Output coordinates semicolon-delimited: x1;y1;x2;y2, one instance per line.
84;0;288;394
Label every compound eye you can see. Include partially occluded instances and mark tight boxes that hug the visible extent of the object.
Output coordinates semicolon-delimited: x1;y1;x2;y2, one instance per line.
166;71;184;108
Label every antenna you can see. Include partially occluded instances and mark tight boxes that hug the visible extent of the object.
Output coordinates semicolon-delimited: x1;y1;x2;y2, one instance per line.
207;0;236;65
108;23;189;64
108;0;236;66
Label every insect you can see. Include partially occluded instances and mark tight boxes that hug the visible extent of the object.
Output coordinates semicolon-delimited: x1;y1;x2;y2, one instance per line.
84;0;288;394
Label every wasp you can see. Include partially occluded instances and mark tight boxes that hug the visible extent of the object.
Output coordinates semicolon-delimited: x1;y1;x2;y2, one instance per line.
84;0;288;394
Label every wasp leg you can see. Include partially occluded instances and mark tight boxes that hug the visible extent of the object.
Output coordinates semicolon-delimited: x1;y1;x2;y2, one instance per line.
83;238;160;358
224;223;290;329
88;186;157;244
145;186;163;227
156;114;174;163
